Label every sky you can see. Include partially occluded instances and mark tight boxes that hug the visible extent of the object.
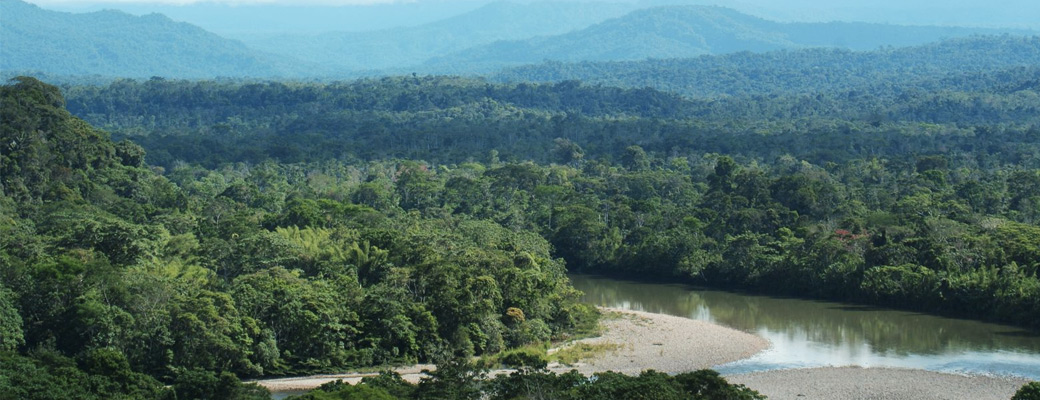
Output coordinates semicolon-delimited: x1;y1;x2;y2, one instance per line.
22;0;1039;6
27;0;421;4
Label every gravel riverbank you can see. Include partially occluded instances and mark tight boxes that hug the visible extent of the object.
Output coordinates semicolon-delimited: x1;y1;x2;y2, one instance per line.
728;366;1032;400
557;307;769;375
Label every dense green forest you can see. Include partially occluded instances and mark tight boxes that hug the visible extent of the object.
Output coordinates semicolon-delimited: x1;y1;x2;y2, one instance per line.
4;36;1040;397
62;60;1040;170
52;60;1040;332
0;77;618;398
494;36;1040;98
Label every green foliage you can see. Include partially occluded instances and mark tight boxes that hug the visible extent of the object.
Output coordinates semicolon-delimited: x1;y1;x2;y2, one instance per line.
232;266;362;372
412;358;485;400
485;368;765;400
0;285;23;351
2;78;603;396
361;371;416;399
1013;382;1040;400
1;76;118;205
62;62;1040;172
861;264;942;308
552;342;620;366
171;368;270;400
168;289;261;375
481;344;549;369
290;380;398;400
293;366;764;400
496;36;1040;100
0;350;169;400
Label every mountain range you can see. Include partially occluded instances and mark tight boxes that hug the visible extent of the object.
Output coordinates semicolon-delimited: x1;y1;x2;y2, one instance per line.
0;0;315;78
2;0;1035;79
422;5;1026;73
234;1;641;72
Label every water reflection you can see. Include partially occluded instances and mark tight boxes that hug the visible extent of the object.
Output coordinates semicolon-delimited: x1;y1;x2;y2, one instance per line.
570;274;1040;379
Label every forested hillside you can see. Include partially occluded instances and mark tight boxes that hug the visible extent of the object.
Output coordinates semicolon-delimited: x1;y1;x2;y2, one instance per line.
0;0;308;78
494;35;1040;98
54;57;1040;335
64;62;1040;169
0;78;602;397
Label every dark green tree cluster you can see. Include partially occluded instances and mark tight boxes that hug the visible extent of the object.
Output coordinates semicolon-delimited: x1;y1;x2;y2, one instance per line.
288;364;763;400
1014;382;1040;400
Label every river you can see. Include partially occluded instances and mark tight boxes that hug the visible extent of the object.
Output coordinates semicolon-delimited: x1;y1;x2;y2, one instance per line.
569;274;1040;380
270;274;1040;398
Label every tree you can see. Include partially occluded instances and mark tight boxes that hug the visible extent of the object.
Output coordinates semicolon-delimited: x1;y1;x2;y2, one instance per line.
172;369;270;400
551;138;584;166
232;267;361;371
413;358;485;400
0;284;24;351
622;145;650;171
1013;382;1040;400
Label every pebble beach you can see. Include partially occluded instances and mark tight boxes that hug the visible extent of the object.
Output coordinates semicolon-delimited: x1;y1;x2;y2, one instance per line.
729;366;1031;400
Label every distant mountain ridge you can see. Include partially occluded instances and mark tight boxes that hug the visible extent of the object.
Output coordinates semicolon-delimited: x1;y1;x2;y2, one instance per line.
0;0;314;78
234;1;640;72
423;5;1030;73
3;0;1036;79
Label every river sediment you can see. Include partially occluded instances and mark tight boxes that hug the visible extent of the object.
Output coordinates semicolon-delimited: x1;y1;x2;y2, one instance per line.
557;307;769;375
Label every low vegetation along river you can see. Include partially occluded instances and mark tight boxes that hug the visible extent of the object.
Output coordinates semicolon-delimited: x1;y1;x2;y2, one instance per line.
569;274;1040;380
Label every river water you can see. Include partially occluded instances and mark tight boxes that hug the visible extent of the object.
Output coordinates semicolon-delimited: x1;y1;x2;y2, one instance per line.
569;274;1040;380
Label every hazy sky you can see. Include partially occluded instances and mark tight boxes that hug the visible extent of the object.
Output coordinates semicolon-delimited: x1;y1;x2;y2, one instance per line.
28;0;415;4
23;0;1039;5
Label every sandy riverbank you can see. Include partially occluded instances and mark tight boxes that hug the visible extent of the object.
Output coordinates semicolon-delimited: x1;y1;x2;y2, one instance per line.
254;307;769;392
557;307;769;375
728;366;1032;400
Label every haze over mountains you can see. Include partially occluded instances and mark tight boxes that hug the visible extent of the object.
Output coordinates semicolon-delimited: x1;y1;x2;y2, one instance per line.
421;5;1024;73
236;1;641;72
0;0;316;78
33;0;1040;34
2;0;1037;79
32;0;491;35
